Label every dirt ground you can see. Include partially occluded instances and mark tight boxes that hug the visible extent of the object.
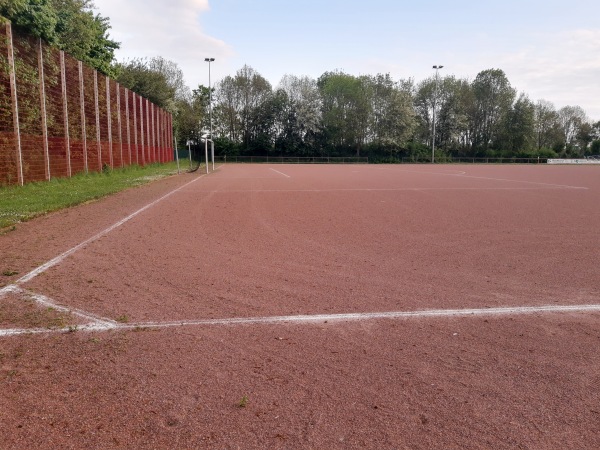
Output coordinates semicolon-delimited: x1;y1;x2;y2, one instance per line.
1;164;599;449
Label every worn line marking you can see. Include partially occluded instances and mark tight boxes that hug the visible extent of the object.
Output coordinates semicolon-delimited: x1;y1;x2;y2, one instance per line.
0;173;209;291
269;168;291;178
190;187;579;194
15;286;117;326
371;166;588;190
2;304;599;337
452;173;588;190
126;304;600;328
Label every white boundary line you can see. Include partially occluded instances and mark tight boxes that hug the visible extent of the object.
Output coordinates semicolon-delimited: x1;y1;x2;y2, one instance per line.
7;286;117;326
125;304;600;328
0;172;208;292
2;303;599;337
371;166;588;190
451;173;588;190
269;167;291;178
189;187;579;194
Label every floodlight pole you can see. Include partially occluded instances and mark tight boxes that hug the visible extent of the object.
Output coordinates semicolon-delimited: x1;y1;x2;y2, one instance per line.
432;65;443;163
205;57;215;170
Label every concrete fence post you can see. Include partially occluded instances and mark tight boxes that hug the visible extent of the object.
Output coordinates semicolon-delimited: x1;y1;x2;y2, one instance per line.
37;38;50;180
60;51;71;177
78;61;88;173
116;83;123;167
125;88;131;165
139;95;144;165
6;23;24;185
133;92;139;164
93;70;101;171
105;77;113;168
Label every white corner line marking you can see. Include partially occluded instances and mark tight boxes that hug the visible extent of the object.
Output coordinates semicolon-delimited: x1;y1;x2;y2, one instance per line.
2;304;599;338
124;304;600;329
269;168;291;178
18;286;117;326
12;173;208;286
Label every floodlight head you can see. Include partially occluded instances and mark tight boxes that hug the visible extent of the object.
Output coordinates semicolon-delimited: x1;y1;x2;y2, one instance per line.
205;58;215;62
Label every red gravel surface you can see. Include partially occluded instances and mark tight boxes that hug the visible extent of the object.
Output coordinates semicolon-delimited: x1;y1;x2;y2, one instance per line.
1;164;600;449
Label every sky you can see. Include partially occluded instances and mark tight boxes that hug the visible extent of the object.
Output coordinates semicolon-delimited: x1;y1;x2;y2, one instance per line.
93;0;600;121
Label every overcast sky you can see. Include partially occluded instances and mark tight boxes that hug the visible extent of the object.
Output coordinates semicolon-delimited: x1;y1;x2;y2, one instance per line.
93;0;600;121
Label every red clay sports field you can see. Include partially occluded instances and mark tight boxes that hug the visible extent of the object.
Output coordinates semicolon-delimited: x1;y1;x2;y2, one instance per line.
1;163;599;448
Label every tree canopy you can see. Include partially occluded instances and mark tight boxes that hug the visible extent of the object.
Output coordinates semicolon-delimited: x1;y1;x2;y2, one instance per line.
1;0;119;76
181;66;598;161
3;2;598;159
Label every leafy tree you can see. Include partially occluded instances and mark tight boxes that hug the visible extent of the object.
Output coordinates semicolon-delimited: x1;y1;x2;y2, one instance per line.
534;100;562;151
438;77;473;153
413;77;435;148
318;71;370;156
235;65;272;150
576;121;594;154
557;105;587;154
214;75;241;143
365;73;415;154
174;85;207;146
212;65;273;153
1;0;58;42
115;58;176;110
115;57;198;149
415;75;473;155
496;93;536;154
470;69;516;153
1;0;119;76
275;74;322;155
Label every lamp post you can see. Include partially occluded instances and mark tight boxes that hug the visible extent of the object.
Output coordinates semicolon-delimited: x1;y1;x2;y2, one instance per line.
204;57;215;170
431;65;443;163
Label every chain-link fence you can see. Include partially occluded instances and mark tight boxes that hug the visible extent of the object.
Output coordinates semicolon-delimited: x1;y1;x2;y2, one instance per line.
0;22;174;186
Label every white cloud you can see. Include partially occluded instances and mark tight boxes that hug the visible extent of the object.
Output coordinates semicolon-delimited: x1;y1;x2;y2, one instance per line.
479;29;600;120
94;0;234;88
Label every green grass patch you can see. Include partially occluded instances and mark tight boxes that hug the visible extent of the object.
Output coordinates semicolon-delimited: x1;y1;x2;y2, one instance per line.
0;162;184;229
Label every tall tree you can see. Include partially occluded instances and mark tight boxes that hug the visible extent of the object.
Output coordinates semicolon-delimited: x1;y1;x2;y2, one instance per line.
214;75;241;143
534;100;561;151
318;71;370;156
213;65;273;152
234;65;273;149
437;77;473;152
1;0;119;75
557;105;587;153
276;74;322;154
365;73;415;151
470;69;516;153
496;93;536;154
115;58;176;110
415;75;472;153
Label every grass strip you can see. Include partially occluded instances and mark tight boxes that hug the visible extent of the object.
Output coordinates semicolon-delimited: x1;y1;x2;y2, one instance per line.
0;162;187;230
